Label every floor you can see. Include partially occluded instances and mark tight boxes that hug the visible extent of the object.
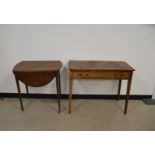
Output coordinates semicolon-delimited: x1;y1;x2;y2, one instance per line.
0;98;155;131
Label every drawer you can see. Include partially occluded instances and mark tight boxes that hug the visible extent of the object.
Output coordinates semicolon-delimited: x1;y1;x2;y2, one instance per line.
71;71;130;79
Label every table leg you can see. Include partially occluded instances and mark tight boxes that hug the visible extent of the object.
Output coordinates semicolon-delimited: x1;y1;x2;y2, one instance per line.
56;71;61;113
117;79;122;101
25;84;29;97
57;71;61;95
68;74;73;114
15;77;24;111
124;73;133;114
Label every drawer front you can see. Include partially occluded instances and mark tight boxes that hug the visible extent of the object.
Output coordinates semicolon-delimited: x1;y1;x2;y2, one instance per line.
71;71;130;79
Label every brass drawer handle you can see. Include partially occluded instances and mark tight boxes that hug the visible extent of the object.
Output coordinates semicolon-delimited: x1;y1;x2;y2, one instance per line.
84;74;89;77
78;73;89;77
117;73;123;78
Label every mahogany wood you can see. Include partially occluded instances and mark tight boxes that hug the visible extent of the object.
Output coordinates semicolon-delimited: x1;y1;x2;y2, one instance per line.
68;60;135;114
13;61;62;112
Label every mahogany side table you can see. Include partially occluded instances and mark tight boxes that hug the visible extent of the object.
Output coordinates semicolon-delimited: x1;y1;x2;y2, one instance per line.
68;60;135;114
13;61;62;113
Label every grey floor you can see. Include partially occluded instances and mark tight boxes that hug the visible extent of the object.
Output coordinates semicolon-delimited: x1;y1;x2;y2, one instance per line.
0;98;155;131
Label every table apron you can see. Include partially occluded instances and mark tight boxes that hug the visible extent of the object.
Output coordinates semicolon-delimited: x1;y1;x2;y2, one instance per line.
14;71;57;87
70;71;132;79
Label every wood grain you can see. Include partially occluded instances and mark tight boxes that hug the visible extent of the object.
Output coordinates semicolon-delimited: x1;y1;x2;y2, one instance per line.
13;61;62;112
68;60;135;114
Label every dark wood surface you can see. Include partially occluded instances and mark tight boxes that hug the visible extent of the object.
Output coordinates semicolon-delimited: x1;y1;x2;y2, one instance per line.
13;61;62;87
13;61;62;112
13;61;62;72
69;60;135;71
68;60;135;114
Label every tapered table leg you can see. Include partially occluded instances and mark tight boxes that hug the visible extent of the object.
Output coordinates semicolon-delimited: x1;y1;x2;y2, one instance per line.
117;79;122;100
68;73;73;114
56;71;61;113
15;77;24;111
25;84;29;98
57;71;61;95
124;73;133;114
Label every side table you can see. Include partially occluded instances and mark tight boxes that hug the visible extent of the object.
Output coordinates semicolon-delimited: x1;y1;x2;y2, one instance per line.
13;61;62;113
68;60;135;114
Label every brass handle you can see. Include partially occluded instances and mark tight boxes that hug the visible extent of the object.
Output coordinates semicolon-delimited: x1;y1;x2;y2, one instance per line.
84;74;89;77
78;73;85;77
78;73;89;78
117;73;123;78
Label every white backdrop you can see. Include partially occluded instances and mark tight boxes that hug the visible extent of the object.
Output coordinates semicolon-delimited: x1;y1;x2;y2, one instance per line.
0;24;155;95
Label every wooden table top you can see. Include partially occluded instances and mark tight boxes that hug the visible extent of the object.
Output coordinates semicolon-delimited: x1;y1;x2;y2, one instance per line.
69;60;135;71
13;61;62;73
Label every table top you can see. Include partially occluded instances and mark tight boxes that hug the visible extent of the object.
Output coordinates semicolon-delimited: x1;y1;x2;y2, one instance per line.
69;60;135;71
13;61;62;73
